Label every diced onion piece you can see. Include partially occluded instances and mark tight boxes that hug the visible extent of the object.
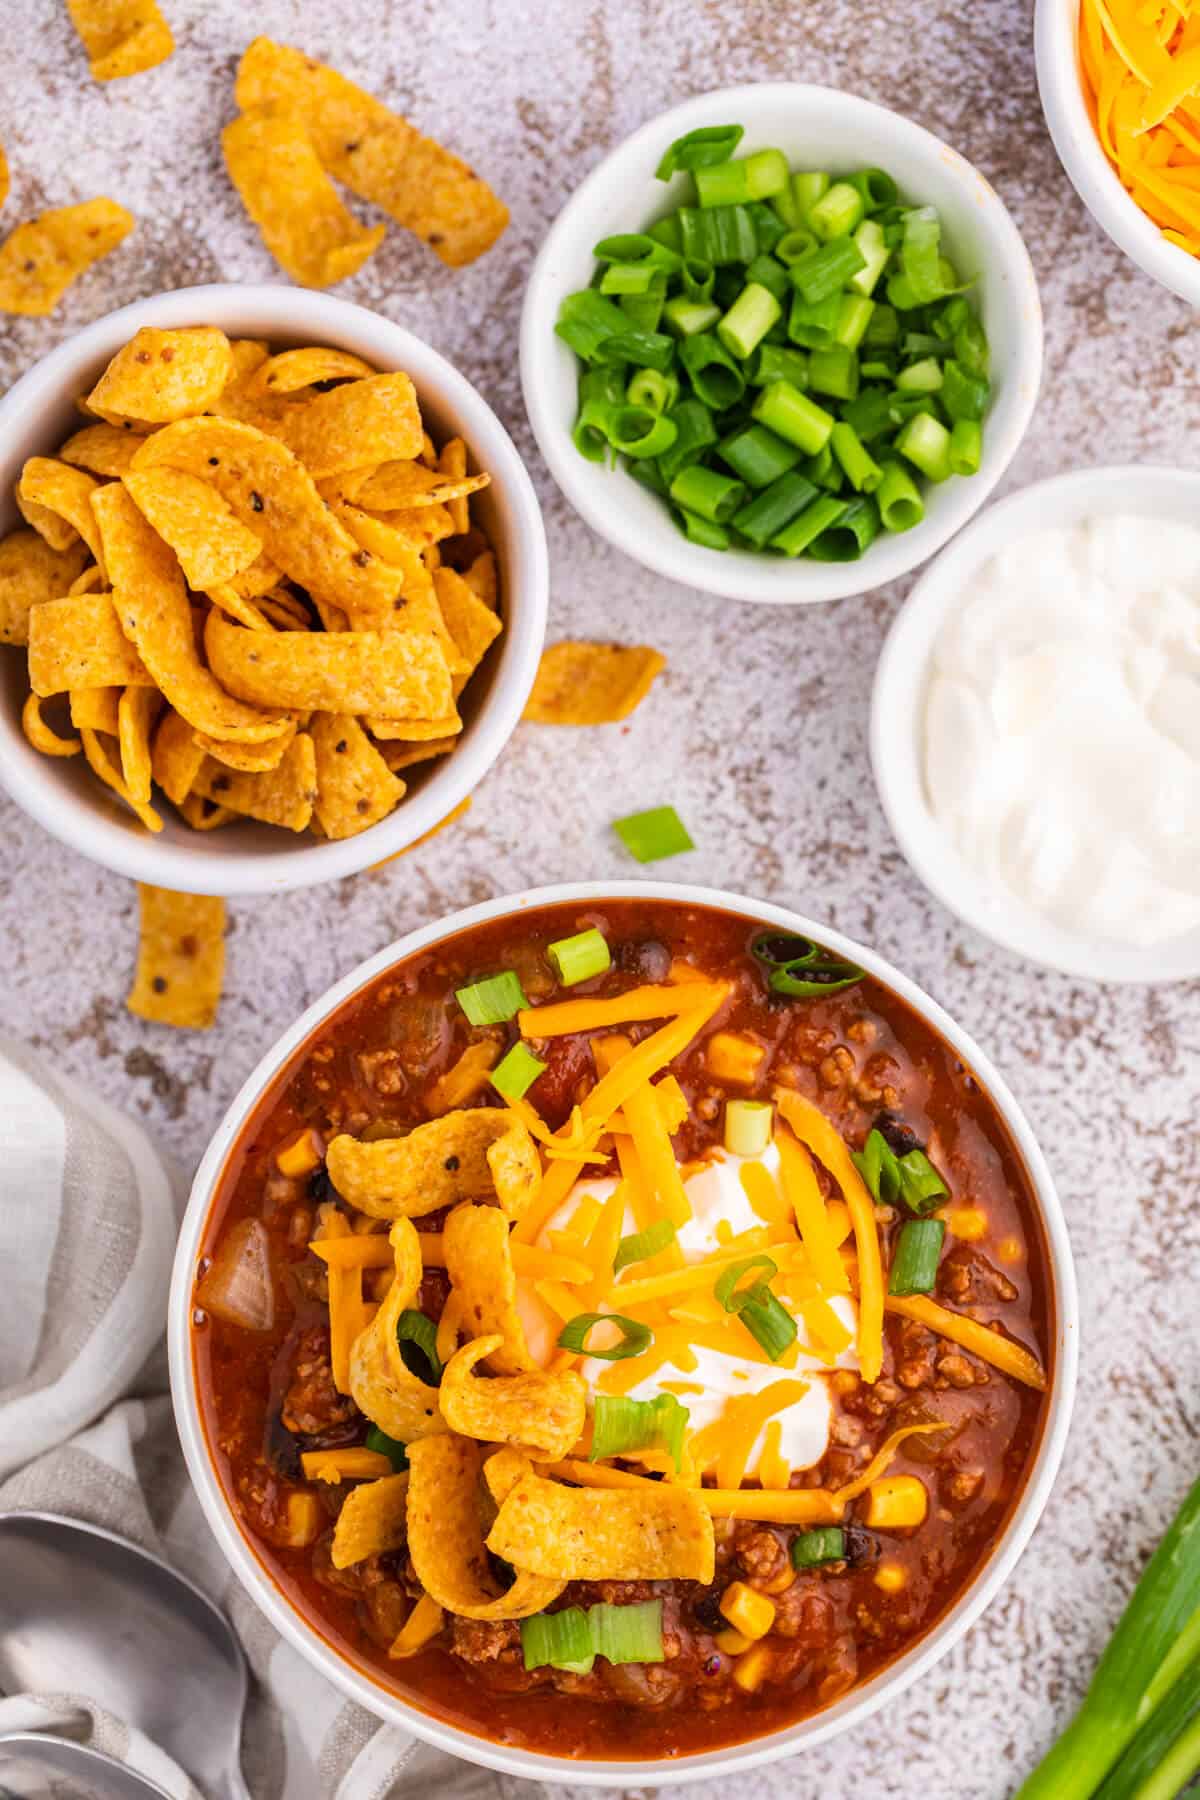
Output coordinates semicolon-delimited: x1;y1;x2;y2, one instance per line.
196;1218;275;1331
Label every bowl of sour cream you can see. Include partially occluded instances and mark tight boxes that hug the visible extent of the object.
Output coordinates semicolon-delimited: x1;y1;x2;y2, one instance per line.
870;466;1200;983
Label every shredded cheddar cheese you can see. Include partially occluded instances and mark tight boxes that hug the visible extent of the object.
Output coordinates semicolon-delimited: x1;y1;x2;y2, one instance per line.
689;1379;810;1489
885;1295;1047;1391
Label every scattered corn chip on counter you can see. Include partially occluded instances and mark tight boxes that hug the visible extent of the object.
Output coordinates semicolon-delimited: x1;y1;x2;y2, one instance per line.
192;897;1049;1759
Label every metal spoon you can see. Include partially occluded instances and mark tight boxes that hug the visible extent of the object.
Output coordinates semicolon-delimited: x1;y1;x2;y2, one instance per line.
0;1729;173;1798
0;1511;250;1800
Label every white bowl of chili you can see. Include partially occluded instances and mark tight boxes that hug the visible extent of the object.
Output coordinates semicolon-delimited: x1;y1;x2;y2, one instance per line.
521;84;1043;605
0;284;548;896
169;881;1077;1787
1036;0;1200;308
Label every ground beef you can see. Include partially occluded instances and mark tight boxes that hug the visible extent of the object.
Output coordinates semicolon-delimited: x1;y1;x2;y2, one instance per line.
733;1525;788;1583
281;1325;360;1437
357;1049;408;1097
772;1583;837;1645
452;1617;522;1663
893;1318;938;1390
939;1244;1019;1305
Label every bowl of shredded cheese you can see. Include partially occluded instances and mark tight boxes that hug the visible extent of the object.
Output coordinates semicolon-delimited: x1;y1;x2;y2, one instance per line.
1037;0;1200;305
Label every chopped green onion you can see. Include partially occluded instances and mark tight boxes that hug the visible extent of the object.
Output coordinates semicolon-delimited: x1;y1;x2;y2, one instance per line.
364;1426;408;1471
790;237;868;304
678;507;730;549
648;214;683;254
941;359;990;422
725;1098;773;1156
830;421;882;494
806;442;844;492
771;494;847;556
681;258;716;303
669;463;746;523
751;379;834;454
895;356;944;394
556;288;629;361
808;345;860;402
572;365;625;462
490;1041;547;1104
656;398;719;482
949;418;982;476
593;232;683;274
594;328;675;373
738;1287;798;1361
395;1309;442;1385
775;227;819;267
557;1312;653;1361
679;332;746;408
809;181;866;242
717;282;782;360
835;293;876;351
792;171;831;221
809;496;880;562
954;312;990;376
848;168;899;211
600;261;662;297
895;411;952;483
863;301;899;345
717;422;801;488
589;1599;665;1666
613;1218;678;1275
456;969;528;1026
619;283;667;334
612;804;696;864
695;158;754;209
521;1607;593;1671
749;343;810;389
627;455;669;499
548;926;611;987
627;368;677;414
590;1393;689;1469
662;293;722;338
888;1218;946;1296
608;405;678;459
732;471;818;547
900;206;944;303
751;931;865;996
744;252;791;304
787;289;843;348
851;1127;948;1216
656;124;744;181
792;1527;846;1568
876;460;926;532
714;1253;778;1312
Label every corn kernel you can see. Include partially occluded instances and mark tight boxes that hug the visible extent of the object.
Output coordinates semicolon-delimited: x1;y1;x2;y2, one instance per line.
275;1127;323;1179
390;1593;444;1659
874;1560;908;1594
947;1206;988;1242
714;1627;752;1656
865;1473;928;1531
280;1491;322;1547
732;1643;774;1693
719;1580;776;1640
706;1032;766;1086
759;1565;796;1596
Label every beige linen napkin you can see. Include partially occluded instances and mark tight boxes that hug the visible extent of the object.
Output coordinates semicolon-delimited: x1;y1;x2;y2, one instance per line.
0;1038;533;1800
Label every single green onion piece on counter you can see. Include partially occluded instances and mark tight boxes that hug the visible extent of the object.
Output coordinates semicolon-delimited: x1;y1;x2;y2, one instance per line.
657;398;720;482
627;367;678;414
656;124;744;180
679;332;746;408
1092;1655;1200;1800
895;411;952;483
613;1218;678;1275
810;180;866;241
790;236;868;304
771;494;847;556
809;496;880;561
679;508;730;548
612;804;695;863
888;1218;946;1297
456;969;528;1026
715;1253;779;1313
752;379;834;454
724;1098;773;1157
608;405;678;459
792;1527;846;1569
490;1041;547;1104
717;281;782;360
949;418;982;476
738;1287;798;1361
792;170;830;220
876;460;926;531
521;1607;594;1672
808;345;860;402
732;471;817;547
830;421;883;493
717;422;801;488
364;1426;408;1471
590;1393;689;1469
557;1312;653;1361
548;926;611;987
670;462;746;523
395;1310;442;1385
1016;1475;1200;1800
589;1600;665;1666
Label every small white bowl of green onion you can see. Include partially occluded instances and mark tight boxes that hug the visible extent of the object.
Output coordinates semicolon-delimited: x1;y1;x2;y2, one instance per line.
521;85;1044;605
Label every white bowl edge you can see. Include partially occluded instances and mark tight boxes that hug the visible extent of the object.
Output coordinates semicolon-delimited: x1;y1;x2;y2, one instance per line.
870;464;1200;984
521;83;1044;607
0;285;548;896
168;879;1078;1787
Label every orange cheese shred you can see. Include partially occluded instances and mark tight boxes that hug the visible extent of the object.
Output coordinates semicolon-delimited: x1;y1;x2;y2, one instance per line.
885;1295;1047;1392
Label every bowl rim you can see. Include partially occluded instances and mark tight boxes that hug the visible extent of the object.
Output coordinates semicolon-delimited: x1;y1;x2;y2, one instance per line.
168;878;1079;1787
1035;0;1200;307
520;81;1044;607
0;283;548;897
870;462;1200;983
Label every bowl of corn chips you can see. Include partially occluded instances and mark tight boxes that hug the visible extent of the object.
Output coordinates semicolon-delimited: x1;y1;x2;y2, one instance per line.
0;284;548;895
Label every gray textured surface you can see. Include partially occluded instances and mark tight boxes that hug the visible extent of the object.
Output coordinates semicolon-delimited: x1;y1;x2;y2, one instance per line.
1;1;1199;1794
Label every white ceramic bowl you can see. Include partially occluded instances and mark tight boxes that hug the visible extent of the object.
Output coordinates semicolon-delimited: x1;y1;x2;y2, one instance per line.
169;880;1078;1788
0;285;548;896
521;84;1043;606
871;464;1200;983
1036;0;1200;307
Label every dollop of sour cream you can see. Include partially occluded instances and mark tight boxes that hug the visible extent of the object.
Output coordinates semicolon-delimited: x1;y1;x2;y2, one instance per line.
922;514;1200;947
515;1141;857;1479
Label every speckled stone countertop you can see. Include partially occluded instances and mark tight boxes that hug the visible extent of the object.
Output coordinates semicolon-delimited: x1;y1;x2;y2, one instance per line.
1;1;1199;1794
